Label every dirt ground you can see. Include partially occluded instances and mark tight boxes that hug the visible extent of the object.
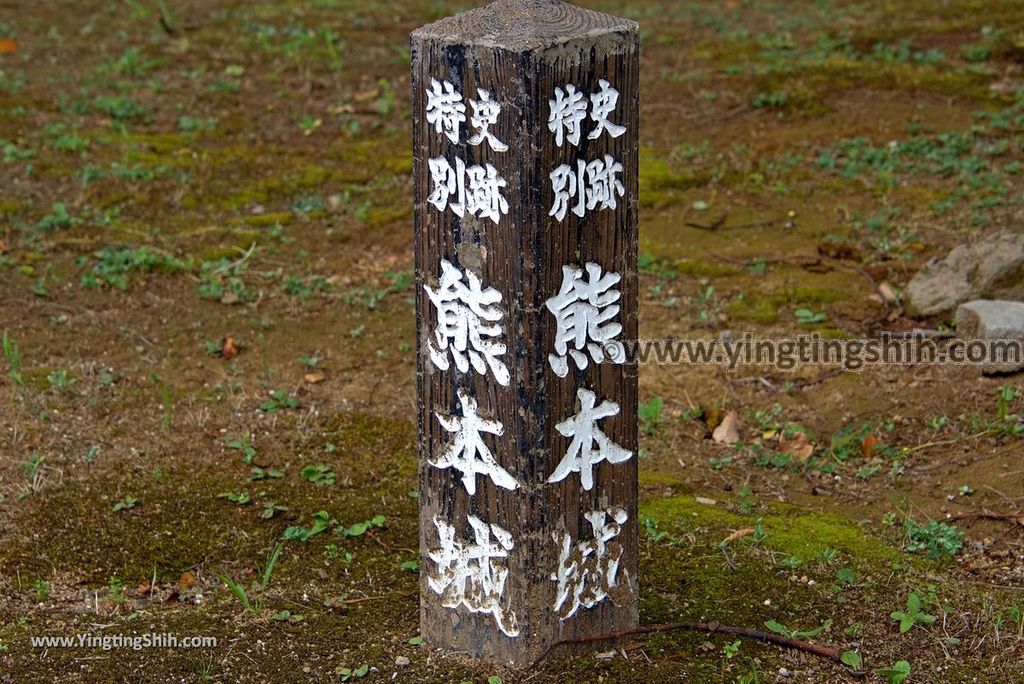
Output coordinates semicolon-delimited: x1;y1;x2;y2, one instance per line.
0;0;1022;682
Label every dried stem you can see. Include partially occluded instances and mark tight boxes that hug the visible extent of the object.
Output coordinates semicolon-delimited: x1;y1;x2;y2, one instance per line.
527;620;842;671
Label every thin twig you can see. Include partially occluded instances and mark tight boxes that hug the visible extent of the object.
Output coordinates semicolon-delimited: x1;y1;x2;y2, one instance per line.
527;620;841;671
342;591;415;605
945;511;1023;525
685;212;730;231
158;13;177;36
908;428;997;454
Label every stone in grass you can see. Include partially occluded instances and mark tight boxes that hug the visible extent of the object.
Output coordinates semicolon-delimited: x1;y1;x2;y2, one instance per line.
905;231;1024;318
956;299;1024;374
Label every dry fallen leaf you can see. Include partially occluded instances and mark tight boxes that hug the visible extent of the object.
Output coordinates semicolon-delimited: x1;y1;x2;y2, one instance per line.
861;434;879;458
878;282;898;303
712;410;740;444
178;571;196;590
353;88;380;102
0;39;17;54
695;496;717;506
304;373;325;384
779;431;815;462
220;336;239;360
722;528;755;544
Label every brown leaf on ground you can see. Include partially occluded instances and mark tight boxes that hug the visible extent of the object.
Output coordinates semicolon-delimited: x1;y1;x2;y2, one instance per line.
178;571;196;590
304;373;325;384
861;434;879;458
779;431;815;462
712;410;740;444
0;39;17;54
878;282;898;303
220;336;239;359
869;282;899;304
723;528;755;544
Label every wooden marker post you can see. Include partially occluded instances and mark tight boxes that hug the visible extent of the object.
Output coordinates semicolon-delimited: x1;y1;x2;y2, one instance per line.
412;0;639;667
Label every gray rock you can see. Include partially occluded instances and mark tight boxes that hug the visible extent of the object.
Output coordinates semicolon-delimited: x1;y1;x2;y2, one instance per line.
905;231;1024;317
956;300;1024;373
956;300;1024;338
394;656;410;667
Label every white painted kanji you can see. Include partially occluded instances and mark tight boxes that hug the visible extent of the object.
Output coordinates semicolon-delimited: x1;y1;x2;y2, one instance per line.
465;162;509;224
425;78;466;144
585;155;626;212
467;89;508;153
548;80;627;148
433;389;518;495
551;507;629;620
428;157;509;225
548;84;588;148
587;79;627;141
548;156;625;222
424;258;510;385
428;515;519;637
545;262;625;377
548;388;632;491
429;156;466;216
549;161;582;222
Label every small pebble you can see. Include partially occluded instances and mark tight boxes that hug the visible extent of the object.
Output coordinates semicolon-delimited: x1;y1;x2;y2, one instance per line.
395;656;410;667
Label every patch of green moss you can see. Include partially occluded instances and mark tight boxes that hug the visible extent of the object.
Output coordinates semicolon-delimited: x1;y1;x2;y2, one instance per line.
788;284;846;305
363;205;408;228
638;470;687;489
333;138;411;177
757;60;992;115
215;158;338;212
725;274;850;324
242;211;293;227
0;199;23;216
640;149;701;208
727;292;780;324
671;259;743;278
642;494;904;567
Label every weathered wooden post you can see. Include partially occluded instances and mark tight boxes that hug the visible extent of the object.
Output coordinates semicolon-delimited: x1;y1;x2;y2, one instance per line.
412;0;639;666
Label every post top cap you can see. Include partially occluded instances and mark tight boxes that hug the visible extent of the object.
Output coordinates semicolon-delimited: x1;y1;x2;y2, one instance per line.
411;0;637;52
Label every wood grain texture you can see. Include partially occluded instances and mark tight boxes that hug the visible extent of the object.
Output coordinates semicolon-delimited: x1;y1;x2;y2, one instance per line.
412;0;637;51
413;0;638;666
